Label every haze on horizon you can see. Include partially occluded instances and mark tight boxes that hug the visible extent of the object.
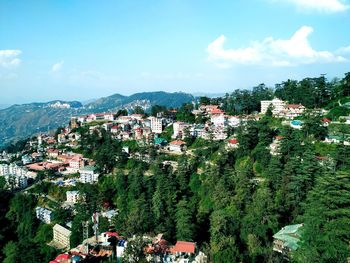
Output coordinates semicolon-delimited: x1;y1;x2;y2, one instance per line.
1;0;350;105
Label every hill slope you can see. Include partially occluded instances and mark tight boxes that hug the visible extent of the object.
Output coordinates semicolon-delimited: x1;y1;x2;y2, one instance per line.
0;92;194;147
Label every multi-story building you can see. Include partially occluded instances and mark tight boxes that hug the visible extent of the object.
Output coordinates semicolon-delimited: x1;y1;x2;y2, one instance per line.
36;207;53;224
173;122;189;139
0;163;29;190
79;166;99;184
149;117;163;134
52;224;71;249
66;190;80;204
261;98;286;115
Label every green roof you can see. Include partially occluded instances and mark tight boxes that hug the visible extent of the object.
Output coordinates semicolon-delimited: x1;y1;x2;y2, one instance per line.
273;224;303;251
154;137;167;145
80;165;97;171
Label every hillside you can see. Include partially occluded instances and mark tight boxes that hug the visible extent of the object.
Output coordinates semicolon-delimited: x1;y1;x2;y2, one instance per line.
0;92;194;147
85;91;194;111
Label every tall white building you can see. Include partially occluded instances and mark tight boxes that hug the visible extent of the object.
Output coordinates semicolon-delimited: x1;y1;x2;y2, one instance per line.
0;164;29;190
36;207;53;224
66;190;80;204
149;117;163;134
261;98;286;115
79;166;99;184
52;224;71;249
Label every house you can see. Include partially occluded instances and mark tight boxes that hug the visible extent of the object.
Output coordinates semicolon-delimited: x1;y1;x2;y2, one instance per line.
273;224;303;255
52;224;71;250
227;116;240;127
79;165;99;184
48;149;60;159
283;104;305;119
227;138;239;149
170;241;196;257
36;207;53;224
57;134;67;144
66;190;80;204
211;113;226;127
169;140;186;153
49;253;71;263
111;125;119;134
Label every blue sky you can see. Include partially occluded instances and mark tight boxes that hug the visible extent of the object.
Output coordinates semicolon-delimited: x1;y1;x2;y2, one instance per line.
1;0;350;104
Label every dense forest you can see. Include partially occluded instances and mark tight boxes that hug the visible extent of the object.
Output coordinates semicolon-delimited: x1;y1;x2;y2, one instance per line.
1;73;350;262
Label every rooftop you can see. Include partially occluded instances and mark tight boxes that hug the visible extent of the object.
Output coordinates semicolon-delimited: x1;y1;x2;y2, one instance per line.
273;223;303;251
171;241;196;254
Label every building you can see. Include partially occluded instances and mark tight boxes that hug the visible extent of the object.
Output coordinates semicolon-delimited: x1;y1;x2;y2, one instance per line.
170;241;196;258
273;224;304;255
36;207;53;224
0;163;29;190
52;224;71;250
211;114;226;127
66;190;80;204
173;122;189;139
79;165;99;184
169;140;186;153
149;116;163;134
261;98;286;115
227;138;239;149
284;104;305;119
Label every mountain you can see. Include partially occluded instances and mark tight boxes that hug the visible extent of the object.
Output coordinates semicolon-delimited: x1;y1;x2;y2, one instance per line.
85;91;193;111
0;92;194;147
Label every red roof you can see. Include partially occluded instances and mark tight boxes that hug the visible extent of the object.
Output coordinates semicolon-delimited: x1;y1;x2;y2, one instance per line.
55;254;71;261
171;241;196;254
170;140;185;145
228;139;238;144
211;108;224;114
105;231;119;237
322;118;331;123
287;104;304;109
275;136;284;140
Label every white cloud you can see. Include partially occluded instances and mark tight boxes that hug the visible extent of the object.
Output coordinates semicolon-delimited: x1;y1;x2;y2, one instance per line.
276;0;349;13
51;60;64;73
0;50;22;69
207;26;347;68
337;45;350;54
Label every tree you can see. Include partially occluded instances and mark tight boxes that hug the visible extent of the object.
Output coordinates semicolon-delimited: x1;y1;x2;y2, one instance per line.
3;241;17;263
122;236;150;263
175;198;194;241
294;171;350;262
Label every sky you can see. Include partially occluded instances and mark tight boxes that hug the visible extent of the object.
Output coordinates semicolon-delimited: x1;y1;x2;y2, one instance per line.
1;0;350;104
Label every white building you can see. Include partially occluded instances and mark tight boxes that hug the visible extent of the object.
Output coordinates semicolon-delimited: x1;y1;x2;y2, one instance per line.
66;190;80;204
261;98;286;115
2;174;28;190
149;117;163;134
79;166;99;184
173;122;189;139
169;140;186;153
52;224;71;249
227;116;240;127
0;163;29;190
211;114;226;127
36;207;53;224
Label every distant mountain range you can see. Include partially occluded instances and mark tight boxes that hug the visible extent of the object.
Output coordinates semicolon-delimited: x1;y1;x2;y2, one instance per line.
0;92;194;147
